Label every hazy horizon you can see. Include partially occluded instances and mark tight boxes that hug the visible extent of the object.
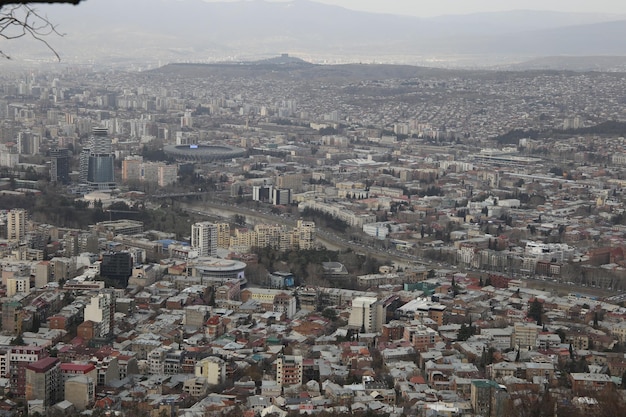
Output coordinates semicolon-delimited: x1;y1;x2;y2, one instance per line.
200;0;626;18
4;0;626;69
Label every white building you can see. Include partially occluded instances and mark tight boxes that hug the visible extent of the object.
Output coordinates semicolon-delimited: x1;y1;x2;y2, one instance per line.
83;291;115;338
363;222;395;240
0;149;19;168
147;347;167;375
348;296;383;332
273;292;297;319
191;222;218;257
181;110;193;128
524;241;574;264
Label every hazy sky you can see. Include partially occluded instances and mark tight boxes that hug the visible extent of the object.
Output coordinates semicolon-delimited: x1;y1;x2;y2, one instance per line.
203;0;626;17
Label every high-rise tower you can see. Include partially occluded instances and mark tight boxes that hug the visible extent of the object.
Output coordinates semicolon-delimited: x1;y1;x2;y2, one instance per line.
191;222;218;257
7;208;27;241
79;127;115;189
50;148;70;184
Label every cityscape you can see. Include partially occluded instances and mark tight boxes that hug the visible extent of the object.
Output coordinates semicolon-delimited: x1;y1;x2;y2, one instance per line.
2;1;626;417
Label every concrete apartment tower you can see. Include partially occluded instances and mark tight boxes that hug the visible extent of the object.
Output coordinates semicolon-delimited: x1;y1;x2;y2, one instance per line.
191;222;218;257
7;208;27;241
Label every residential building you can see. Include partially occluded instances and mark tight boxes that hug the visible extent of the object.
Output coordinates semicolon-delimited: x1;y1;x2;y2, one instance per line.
194;357;226;386
10;346;49;398
191;222;218;257
276;173;303;191
275;355;303;387
25;357;61;407
121;155;143;182
6;277;29;297
348;296;383;332
65;376;95;411
292;220;315;250
83;291;115;338
403;324;441;351
34;261;51;288
512;323;539;350
470;380;507;417
216;222;230;248
157;163;178;186
273;292;297;319
7;208;27;241
570;373;614;394
59;362;97;400
183;377;210;398
148;347;167;375
2;301;23;334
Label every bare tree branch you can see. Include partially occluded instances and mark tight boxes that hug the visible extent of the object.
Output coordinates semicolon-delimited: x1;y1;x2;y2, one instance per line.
0;1;86;60
0;1;85;5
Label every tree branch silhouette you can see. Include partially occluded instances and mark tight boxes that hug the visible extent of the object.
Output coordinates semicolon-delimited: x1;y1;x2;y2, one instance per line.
0;1;86;60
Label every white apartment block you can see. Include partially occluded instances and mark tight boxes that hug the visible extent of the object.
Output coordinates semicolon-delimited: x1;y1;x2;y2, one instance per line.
84;291;114;338
349;296;383;332
191;222;218;257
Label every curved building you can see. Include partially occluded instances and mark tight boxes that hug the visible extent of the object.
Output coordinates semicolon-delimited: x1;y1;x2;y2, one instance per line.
163;144;245;162
188;257;246;281
79;127;116;189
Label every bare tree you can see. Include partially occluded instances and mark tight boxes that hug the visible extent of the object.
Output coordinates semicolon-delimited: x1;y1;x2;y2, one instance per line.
0;1;86;59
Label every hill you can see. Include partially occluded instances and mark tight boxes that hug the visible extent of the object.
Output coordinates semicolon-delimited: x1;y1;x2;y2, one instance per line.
9;0;626;68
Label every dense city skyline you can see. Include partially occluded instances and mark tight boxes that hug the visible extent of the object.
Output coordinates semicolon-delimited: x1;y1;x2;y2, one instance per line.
1;1;626;416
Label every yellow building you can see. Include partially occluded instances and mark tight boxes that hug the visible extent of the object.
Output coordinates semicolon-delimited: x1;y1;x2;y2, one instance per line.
7;208;27;241
65;376;95;411
230;228;257;251
216;223;230;248
6;277;30;297
292;220;315;250
512;323;539;350
194;356;226;386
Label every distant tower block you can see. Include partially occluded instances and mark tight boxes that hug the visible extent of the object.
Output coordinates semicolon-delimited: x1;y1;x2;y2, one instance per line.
79;127;115;189
181;110;193;128
50;148;71;184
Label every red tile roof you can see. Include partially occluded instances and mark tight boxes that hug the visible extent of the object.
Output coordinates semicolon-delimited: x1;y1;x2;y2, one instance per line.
60;363;96;373
26;357;59;373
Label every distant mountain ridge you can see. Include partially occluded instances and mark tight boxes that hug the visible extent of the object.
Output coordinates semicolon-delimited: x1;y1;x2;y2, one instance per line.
9;0;626;68
503;56;626;71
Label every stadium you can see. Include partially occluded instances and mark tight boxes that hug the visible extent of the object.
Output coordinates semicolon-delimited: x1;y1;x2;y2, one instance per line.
163;144;246;162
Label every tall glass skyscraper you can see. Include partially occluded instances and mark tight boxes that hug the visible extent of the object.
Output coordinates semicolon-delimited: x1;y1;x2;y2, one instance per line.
50;148;70;184
80;127;115;189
